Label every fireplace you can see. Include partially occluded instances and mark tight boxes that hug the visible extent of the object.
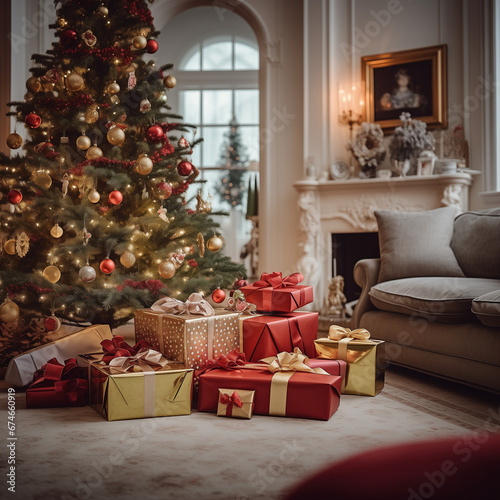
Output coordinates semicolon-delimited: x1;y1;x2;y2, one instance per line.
294;172;475;312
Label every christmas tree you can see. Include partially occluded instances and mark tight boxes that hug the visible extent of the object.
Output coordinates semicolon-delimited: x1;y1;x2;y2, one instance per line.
0;0;246;347
217;117;248;208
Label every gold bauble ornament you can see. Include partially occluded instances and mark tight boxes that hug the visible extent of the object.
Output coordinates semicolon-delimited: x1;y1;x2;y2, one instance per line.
6;133;23;149
58;17;68;28
163;75;177;88
107;126;125;146
0;300;20;323
50;223;63;238
85;104;99;124
34;172;52;190
158;260;176;279
66;72;85;91
133;35;147;49
207;235;224;252
86;146;103;160
120;251;136;268
135;154;153;175
4;239;17;255
76;134;91;150
107;81;120;95
97;5;109;16
43;265;61;283
26;76;42;93
88;189;100;203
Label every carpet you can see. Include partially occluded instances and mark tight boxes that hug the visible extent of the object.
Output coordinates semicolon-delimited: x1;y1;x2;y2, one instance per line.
2;365;500;500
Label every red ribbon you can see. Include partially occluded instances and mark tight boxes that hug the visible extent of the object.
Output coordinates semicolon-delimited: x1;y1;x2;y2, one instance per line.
100;336;151;364
195;349;246;378
220;391;243;416
252;272;304;289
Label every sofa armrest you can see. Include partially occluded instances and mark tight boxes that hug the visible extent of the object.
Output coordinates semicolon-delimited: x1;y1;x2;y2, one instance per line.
351;258;381;329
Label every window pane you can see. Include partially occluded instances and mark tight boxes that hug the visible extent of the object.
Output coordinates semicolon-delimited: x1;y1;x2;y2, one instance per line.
181;45;201;70
190;138;202;168
180;90;201;124
202;90;232;124
203;41;232;70
235;90;259;124
239;126;260;162
234;42;259;70
201;126;227;167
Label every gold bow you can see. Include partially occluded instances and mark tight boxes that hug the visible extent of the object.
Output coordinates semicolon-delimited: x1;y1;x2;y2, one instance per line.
261;348;328;375
108;348;169;373
328;325;371;341
150;292;215;316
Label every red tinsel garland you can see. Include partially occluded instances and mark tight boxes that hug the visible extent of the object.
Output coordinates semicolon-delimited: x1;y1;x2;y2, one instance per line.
172;166;199;195
36;94;93;112
6;283;53;297
122;0;154;26
117;279;165;294
60;45;135;66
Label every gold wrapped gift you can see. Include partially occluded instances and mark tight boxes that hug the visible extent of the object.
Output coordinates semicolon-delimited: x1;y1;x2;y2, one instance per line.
314;326;385;396
217;389;255;419
134;307;241;372
78;353;192;421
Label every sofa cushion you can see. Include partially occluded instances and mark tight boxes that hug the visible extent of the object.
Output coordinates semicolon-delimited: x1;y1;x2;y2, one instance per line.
472;290;500;327
375;207;465;283
369;277;500;323
451;208;500;278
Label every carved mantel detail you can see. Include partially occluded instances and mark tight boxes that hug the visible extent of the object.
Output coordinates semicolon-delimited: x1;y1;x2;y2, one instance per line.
294;173;474;311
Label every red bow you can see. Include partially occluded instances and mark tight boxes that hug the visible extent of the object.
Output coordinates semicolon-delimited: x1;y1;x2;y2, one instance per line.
195;349;246;378
100;336;151;364
252;272;304;289
220;391;243;416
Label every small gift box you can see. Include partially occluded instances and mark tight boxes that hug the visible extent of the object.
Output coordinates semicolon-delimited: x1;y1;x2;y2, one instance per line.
78;346;192;421
241;311;318;361
26;357;88;409
134;293;241;373
217;389;255;419
5;324;113;387
240;272;314;313
198;349;342;420
314;326;386;396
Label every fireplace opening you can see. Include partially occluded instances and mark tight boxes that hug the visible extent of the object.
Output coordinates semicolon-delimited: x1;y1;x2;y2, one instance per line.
332;232;380;303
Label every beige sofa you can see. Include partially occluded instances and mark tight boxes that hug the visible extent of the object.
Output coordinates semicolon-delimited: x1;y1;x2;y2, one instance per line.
352;207;500;394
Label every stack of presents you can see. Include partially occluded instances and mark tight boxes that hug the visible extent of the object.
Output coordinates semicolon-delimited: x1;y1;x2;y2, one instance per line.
5;272;386;421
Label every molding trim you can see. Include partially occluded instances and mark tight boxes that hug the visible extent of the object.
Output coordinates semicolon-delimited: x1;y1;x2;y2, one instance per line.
0;1;11;155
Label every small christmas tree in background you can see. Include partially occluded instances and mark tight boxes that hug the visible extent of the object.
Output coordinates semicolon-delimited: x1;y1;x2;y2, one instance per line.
217;117;248;208
0;0;246;364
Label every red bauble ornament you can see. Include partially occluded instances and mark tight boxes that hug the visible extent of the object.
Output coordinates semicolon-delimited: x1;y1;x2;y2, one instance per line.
177;161;193;176
25;112;41;129
44;316;61;332
211;288;226;304
7;190;23;204
61;29;78;46
235;279;249;289
108;190;123;205
146;40;158;54
100;258;115;274
146;124;164;143
157;181;172;199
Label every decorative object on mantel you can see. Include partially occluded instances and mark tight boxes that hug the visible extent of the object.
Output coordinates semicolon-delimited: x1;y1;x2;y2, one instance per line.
389;112;435;177
347;122;386;178
326;275;347;317
330;160;351;180
442;124;469;168
417;150;437;175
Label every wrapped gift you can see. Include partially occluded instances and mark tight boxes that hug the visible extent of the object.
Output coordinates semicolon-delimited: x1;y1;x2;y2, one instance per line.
134;294;241;372
240;272;314;313
314;326;385;396
5;324;113;387
26;357;88;408
78;348;192;421
241;311;318;361
217;389;255;419
198;349;342;420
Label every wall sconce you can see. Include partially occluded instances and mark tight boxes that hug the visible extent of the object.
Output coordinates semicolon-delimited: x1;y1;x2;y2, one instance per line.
338;83;364;137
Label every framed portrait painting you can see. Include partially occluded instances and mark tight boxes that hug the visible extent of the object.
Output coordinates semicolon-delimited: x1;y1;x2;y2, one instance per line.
361;44;447;133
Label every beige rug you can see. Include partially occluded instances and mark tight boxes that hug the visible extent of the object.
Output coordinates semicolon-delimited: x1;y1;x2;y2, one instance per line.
2;365;500;500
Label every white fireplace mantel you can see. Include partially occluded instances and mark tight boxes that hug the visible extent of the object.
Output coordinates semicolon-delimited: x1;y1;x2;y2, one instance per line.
293;172;474;311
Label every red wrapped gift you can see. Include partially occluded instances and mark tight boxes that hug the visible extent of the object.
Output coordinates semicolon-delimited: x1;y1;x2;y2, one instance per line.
26;357;88;408
240;272;314;313
241;311;318;361
198;349;342;421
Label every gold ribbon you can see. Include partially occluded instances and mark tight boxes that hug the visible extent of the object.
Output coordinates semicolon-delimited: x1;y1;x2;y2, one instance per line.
150;292;215;316
261;348;328;416
328;325;372;361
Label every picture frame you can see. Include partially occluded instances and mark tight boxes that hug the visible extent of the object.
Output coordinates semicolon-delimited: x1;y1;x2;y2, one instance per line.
361;44;447;133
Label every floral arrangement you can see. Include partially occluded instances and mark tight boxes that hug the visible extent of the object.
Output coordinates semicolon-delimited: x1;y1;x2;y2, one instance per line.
389;112;435;161
348;122;386;175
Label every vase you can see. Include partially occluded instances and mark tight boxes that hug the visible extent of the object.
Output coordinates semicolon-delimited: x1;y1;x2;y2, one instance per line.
393;159;411;177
